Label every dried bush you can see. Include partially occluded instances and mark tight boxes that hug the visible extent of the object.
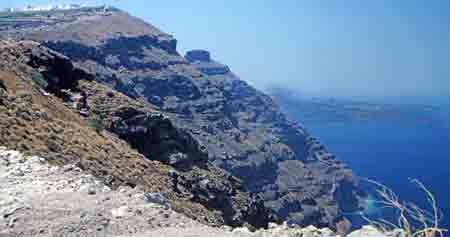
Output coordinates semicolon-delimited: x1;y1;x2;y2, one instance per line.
0;71;17;94
361;179;447;237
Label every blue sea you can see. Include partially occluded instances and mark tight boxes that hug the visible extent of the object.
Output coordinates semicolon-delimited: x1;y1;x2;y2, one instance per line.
293;100;450;233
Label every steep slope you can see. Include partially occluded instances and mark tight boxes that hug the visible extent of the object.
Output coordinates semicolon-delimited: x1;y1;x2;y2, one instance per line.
0;7;364;230
0;40;272;228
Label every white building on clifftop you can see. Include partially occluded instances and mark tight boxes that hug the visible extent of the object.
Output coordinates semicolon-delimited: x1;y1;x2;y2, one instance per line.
1;4;86;13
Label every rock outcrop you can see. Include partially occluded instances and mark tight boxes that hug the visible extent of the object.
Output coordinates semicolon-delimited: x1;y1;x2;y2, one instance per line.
186;50;231;75
186;50;211;62
108;107;209;170
0;7;365;230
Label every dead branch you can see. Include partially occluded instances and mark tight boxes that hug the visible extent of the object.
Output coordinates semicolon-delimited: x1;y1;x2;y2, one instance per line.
361;179;447;237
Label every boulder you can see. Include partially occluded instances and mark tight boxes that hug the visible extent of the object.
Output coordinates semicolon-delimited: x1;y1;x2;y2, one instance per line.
144;193;167;206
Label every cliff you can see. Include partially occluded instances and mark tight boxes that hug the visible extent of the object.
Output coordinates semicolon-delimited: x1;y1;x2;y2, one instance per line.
0;40;272;228
0;7;364;230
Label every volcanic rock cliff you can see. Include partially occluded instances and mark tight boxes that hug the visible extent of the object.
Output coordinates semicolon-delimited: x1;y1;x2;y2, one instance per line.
0;7;364;230
0;40;272;229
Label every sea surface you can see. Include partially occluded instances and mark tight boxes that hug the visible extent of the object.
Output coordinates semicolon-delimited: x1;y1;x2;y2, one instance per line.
287;99;450;233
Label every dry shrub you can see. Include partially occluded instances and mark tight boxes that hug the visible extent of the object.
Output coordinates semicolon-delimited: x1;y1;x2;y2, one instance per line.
362;179;447;237
0;70;17;95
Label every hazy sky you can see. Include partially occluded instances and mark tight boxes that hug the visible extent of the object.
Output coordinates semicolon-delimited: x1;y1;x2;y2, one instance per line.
2;0;450;99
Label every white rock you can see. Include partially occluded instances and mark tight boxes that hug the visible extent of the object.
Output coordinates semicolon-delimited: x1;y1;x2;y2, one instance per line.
144;192;166;206
319;227;336;237
232;227;251;233
348;225;386;237
302;225;320;237
221;225;233;232
11;170;25;177
303;225;318;232
28;156;41;163
31;163;46;172
79;183;97;195
268;222;278;229
49;166;60;172
118;187;128;193
19;165;32;174
102;186;111;192
111;206;131;218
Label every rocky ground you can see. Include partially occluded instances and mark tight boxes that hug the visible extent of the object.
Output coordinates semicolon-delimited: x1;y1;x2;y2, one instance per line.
0;147;200;236
0;148;405;237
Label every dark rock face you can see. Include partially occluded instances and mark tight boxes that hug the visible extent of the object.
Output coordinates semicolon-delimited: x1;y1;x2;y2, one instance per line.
131;75;202;106
109;107;208;170
191;61;231;76
185;50;231;76
0;7;364;230
186;50;211;62
172;165;277;228
24;43;94;94
44;35;180;71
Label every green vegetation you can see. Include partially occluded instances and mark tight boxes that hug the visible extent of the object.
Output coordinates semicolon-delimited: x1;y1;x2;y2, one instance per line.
88;116;105;134
31;72;48;89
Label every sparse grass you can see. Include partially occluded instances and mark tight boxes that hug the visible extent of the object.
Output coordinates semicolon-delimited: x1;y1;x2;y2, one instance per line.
362;179;447;237
0;70;17;94
88;116;105;134
31;72;48;89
